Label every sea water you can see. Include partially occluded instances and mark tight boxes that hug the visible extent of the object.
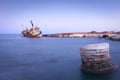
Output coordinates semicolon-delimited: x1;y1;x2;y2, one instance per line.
0;34;120;80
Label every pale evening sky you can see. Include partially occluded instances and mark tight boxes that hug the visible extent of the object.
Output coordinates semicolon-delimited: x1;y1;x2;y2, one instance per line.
0;0;120;34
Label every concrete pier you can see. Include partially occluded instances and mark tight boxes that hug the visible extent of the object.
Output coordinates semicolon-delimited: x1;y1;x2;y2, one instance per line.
80;43;117;74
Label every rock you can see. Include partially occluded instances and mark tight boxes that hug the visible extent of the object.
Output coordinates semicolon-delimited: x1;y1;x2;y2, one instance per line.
80;43;117;74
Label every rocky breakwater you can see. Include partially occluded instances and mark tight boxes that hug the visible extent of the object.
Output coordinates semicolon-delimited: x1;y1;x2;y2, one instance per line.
80;43;117;74
109;34;120;41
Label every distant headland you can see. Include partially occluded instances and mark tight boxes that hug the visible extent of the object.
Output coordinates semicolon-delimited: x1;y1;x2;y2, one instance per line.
43;31;120;38
43;31;120;41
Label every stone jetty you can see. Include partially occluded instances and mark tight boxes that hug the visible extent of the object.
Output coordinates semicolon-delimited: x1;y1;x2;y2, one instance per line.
80;43;117;74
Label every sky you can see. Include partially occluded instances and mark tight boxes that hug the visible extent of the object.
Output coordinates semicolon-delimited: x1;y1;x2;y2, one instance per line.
0;0;120;34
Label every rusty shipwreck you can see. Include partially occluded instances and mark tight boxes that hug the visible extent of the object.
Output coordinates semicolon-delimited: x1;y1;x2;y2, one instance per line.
22;21;42;38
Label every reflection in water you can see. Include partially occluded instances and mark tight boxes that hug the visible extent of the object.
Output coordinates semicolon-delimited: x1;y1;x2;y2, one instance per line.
80;65;119;80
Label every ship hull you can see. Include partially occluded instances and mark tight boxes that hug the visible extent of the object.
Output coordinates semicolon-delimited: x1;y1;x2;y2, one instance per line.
22;31;42;38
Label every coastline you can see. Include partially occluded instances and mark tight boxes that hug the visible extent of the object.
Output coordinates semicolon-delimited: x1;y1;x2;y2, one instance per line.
43;31;119;37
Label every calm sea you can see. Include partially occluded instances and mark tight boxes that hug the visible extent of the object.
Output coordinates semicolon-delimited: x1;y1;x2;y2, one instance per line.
0;34;120;80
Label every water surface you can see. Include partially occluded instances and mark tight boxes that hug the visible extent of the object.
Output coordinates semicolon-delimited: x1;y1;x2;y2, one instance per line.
0;34;120;80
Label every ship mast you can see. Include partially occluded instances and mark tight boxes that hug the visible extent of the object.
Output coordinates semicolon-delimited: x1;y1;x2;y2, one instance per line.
30;20;34;28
